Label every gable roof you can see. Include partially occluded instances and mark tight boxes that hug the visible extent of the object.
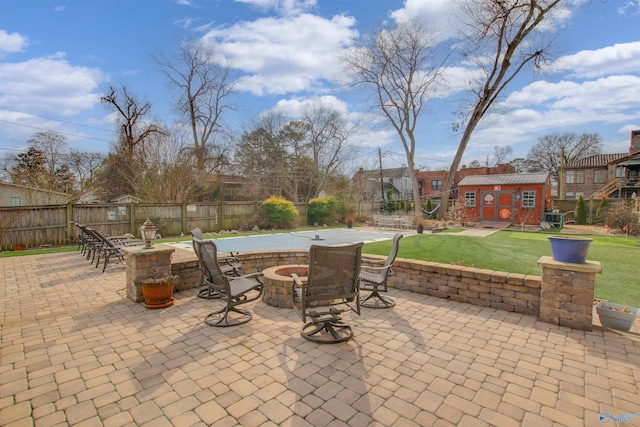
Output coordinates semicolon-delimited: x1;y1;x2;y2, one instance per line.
458;173;549;187
352;167;409;181
566;153;627;168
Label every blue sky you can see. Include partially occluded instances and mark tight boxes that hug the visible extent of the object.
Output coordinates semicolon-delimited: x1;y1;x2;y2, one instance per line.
1;0;639;173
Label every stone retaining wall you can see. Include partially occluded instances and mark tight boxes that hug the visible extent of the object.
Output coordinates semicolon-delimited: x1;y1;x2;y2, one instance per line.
169;249;542;316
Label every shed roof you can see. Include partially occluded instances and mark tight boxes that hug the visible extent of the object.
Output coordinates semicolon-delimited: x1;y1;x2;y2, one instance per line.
458;173;549;187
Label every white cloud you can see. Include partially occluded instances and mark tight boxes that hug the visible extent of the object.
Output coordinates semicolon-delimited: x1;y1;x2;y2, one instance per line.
53;5;66;12
272;95;348;117
235;0;317;16
550;41;640;79
618;1;640;15
0;30;29;56
203;13;358;95
389;0;456;41
0;53;106;116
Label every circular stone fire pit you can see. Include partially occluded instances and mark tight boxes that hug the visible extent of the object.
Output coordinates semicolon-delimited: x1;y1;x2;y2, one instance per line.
262;264;308;308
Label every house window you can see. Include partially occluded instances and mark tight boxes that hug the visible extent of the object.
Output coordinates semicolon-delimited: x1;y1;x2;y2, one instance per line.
564;192;574;200
431;179;442;191
522;191;535;208
576;170;584;184
464;191;476;207
575;191;584;199
615;166;625;178
10;197;21;206
594;169;607;184
566;171;575;184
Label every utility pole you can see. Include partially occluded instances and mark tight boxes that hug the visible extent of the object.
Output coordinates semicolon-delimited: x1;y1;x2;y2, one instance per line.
379;147;385;202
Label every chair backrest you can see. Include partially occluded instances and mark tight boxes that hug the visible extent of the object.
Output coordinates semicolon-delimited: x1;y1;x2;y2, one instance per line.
190;228;204;240
384;233;403;267
87;228;116;248
305;243;362;302
192;237;230;290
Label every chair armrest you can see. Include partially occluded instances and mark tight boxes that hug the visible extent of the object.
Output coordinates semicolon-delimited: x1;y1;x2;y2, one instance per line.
360;265;392;273
362;257;385;265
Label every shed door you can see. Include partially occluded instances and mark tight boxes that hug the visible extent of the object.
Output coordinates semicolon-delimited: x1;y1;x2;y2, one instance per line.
481;191;515;222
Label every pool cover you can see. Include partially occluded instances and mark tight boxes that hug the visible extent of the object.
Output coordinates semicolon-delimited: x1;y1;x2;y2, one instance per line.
168;228;398;253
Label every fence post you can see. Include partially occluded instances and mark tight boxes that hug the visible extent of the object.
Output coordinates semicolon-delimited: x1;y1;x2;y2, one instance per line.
130;202;137;236
181;203;187;235
66;202;73;243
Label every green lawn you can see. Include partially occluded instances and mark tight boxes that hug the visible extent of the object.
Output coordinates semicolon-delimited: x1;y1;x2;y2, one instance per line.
362;230;640;307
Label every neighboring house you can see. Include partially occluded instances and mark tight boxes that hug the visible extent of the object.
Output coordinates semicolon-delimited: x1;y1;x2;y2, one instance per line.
564;130;640;200
111;195;142;204
352;167;415;202
0;181;73;206
416;163;515;201
457;173;551;225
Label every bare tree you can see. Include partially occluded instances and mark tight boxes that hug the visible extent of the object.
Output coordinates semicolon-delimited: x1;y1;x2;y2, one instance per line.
156;39;236;173
301;103;358;199
341;18;446;217
493;145;513;166
138;128;198;203
100;85;165;197
440;0;564;217
527;132;602;189
28;131;68;176
66;150;105;192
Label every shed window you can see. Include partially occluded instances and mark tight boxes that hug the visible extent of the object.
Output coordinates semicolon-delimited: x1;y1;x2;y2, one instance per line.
10;197;21;206
464;191;476;207
594;169;607;184
522;191;535;208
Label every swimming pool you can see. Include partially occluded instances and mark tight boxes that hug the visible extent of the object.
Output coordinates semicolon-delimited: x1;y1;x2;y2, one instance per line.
167;228;398;253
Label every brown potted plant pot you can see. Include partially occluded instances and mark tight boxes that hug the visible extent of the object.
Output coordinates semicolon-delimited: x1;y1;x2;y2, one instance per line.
136;274;178;309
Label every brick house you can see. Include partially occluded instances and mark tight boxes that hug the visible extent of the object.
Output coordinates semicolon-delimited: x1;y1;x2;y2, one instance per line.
564;130;640;199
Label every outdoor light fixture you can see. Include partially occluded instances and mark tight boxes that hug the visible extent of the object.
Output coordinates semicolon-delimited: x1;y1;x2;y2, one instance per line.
140;219;157;249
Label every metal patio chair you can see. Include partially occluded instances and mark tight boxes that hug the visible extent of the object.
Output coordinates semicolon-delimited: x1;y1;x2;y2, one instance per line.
190;228;242;299
291;243;362;343
359;232;402;308
193;237;264;327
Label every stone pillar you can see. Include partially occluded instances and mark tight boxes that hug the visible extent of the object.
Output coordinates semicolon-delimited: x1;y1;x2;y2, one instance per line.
537;256;602;331
122;245;176;303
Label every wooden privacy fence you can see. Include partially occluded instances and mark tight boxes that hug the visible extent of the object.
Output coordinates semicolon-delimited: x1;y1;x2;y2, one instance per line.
0;201;310;251
0;199;393;251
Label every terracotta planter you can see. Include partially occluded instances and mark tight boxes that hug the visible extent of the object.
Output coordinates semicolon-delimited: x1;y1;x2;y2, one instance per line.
13;244;26;251
548;236;592;264
137;274;177;309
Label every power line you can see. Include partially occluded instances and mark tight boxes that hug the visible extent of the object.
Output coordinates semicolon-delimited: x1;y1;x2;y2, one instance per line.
0;119;114;143
0;107;116;134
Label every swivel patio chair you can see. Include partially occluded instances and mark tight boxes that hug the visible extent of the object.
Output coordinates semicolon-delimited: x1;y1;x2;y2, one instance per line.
190;228;242;299
193;237;264;327
359;232;402;308
290;242;362;343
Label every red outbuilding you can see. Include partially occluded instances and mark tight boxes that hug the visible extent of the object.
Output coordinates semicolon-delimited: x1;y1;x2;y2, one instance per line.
457;173;551;226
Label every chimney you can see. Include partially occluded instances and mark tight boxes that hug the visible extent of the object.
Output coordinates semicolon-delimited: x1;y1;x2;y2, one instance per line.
631;130;640;154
